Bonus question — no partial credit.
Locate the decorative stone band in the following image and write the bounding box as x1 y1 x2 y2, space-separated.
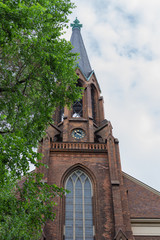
111 180 120 186
51 142 107 152
131 219 160 236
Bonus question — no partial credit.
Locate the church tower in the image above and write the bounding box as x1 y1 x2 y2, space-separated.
38 19 160 240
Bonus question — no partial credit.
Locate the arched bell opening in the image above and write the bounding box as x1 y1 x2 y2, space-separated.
72 80 83 118
58 106 64 123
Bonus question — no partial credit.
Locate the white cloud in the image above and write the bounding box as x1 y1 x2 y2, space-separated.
66 0 160 191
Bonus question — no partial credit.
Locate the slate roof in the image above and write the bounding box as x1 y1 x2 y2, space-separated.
123 172 160 219
70 20 93 79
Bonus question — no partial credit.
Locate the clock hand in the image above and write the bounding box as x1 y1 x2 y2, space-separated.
76 132 81 136
74 130 80 137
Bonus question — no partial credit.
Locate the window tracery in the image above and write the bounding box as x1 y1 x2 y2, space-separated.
65 170 93 240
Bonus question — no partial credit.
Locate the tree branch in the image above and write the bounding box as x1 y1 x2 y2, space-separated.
0 130 13 134
15 62 27 83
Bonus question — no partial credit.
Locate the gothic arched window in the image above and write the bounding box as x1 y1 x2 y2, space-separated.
65 170 93 240
72 81 83 118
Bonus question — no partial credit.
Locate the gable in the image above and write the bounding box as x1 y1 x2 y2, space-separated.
123 172 160 219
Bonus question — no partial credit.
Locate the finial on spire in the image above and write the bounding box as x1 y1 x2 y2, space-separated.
70 17 82 30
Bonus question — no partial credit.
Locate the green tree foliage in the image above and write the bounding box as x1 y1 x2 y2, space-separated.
0 173 67 240
0 0 81 179
0 0 81 238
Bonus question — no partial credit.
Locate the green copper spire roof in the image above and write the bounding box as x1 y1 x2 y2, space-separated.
70 17 83 30
70 18 92 79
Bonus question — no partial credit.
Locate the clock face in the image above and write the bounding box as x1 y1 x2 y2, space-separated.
71 129 85 140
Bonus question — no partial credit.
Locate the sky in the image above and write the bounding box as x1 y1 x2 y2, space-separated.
64 0 160 191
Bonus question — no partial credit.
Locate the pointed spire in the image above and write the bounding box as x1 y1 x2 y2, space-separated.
70 18 93 79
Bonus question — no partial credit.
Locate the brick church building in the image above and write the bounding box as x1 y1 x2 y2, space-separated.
38 19 160 240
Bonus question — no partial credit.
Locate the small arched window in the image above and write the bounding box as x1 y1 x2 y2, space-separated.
72 81 83 118
65 170 93 240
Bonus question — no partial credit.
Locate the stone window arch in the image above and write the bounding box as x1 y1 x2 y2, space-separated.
64 169 94 240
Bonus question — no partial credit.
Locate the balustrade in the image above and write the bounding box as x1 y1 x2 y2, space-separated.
51 142 107 151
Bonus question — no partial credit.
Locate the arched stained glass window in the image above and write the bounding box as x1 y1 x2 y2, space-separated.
65 170 93 240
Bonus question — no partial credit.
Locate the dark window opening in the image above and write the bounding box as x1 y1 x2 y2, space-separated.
53 134 62 142
58 107 64 123
91 85 96 123
94 134 103 143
